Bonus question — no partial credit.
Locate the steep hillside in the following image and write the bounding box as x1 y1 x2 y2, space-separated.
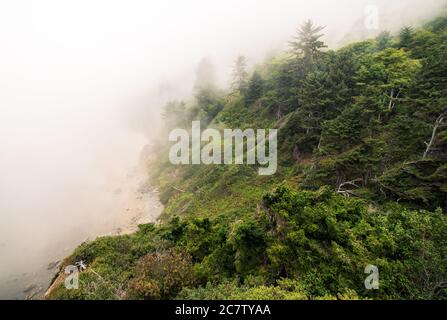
47 15 447 300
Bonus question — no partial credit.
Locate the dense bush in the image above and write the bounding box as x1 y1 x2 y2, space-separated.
127 248 196 299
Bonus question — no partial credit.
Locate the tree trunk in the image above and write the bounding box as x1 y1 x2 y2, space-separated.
388 89 395 111
423 110 447 159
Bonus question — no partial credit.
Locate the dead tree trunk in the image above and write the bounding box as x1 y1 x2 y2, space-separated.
387 89 402 111
337 180 361 198
423 110 447 160
276 105 282 120
387 89 395 111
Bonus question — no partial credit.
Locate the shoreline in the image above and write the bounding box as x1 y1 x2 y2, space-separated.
42 183 163 300
39 160 163 300
8 146 164 300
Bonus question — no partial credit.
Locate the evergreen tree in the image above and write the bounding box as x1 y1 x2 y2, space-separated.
194 57 217 93
279 50 358 158
289 20 327 65
376 31 393 50
231 56 249 94
355 48 421 116
49 13 447 302
245 71 264 106
398 27 414 49
193 58 222 123
298 52 357 149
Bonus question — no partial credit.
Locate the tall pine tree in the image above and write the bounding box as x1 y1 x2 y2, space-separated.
231 56 249 94
289 20 327 65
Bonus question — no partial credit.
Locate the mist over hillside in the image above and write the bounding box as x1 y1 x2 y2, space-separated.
0 0 446 300
128 0 447 139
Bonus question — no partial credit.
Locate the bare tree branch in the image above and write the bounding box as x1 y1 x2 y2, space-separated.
337 179 362 198
423 109 447 159
171 186 186 193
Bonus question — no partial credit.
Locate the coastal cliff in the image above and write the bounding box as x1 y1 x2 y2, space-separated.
45 13 447 300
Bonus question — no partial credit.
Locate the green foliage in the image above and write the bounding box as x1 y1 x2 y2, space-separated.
376 31 393 50
228 219 266 275
261 186 447 299
398 27 414 49
378 160 447 210
177 278 361 300
245 72 265 106
49 186 447 300
289 20 327 64
127 248 196 299
50 14 447 301
355 48 421 116
232 56 249 94
195 88 224 124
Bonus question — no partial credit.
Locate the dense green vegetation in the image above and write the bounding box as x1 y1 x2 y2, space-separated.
48 15 447 300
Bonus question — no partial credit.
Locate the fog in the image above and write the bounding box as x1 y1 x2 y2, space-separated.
0 0 445 299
